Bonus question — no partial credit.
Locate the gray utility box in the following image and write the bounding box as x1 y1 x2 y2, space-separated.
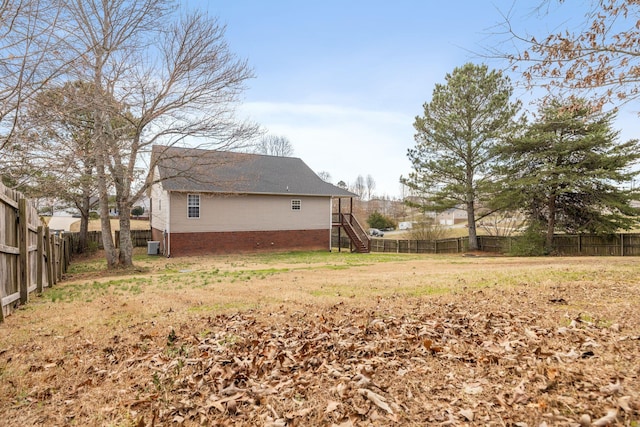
147 241 160 255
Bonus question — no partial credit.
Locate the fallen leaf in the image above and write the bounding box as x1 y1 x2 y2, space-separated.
578 414 591 427
325 400 341 413
592 409 617 426
599 379 622 395
524 328 539 340
618 396 632 412
463 382 483 395
285 407 313 418
512 380 529 405
459 408 474 421
358 388 393 414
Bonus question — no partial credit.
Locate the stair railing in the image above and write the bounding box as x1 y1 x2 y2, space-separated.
339 213 370 252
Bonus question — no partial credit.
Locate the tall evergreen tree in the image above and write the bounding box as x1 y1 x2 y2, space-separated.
496 98 640 249
403 63 521 250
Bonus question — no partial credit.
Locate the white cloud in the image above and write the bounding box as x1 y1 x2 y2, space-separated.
240 101 415 197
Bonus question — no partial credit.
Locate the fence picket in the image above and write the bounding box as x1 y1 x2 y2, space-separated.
333 233 640 255
0 182 71 321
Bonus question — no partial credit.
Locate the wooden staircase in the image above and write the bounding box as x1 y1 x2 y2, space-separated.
333 213 370 253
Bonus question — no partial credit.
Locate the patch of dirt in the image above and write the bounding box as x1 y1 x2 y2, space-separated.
0 254 638 426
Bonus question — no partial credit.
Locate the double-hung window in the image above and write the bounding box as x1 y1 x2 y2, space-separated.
291 199 301 211
187 194 200 218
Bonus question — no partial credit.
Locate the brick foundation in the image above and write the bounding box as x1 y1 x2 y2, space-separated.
163 229 330 256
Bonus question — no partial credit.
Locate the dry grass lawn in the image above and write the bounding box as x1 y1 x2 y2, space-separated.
0 250 638 426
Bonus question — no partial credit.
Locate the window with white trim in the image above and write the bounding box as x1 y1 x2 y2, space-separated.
187 194 200 218
291 199 301 211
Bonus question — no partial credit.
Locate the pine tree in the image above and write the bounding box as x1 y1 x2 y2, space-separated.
403 63 522 250
496 98 640 249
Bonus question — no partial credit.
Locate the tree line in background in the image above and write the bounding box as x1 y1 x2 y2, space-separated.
403 1 640 253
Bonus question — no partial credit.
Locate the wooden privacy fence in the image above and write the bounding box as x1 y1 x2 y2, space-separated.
1 183 70 322
116 229 152 248
67 230 103 253
550 233 640 256
66 229 151 254
332 235 470 254
368 237 469 254
333 233 640 255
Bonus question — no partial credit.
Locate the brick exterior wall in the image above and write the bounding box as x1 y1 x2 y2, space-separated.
164 229 330 256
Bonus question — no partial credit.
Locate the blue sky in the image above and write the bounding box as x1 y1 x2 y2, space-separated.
179 1 640 197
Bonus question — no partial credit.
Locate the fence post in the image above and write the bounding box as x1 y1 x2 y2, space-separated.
578 234 581 254
46 228 55 286
63 236 70 273
37 225 43 293
55 236 61 281
18 198 29 305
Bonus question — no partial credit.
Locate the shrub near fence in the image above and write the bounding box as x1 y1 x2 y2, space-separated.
67 230 103 253
0 182 69 321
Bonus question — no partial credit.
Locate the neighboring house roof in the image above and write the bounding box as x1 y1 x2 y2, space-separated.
152 145 356 197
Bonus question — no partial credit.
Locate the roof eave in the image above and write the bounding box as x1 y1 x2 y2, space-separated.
164 189 355 198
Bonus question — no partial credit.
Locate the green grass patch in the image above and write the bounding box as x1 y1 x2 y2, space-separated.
46 277 151 302
245 250 421 265
67 259 107 274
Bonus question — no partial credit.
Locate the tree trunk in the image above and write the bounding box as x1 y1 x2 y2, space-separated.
78 197 89 253
117 199 134 268
96 159 117 268
546 194 557 250
94 129 117 267
78 163 94 253
465 165 478 251
466 200 479 251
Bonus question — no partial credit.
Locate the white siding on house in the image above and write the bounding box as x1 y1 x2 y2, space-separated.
170 193 332 233
150 167 171 232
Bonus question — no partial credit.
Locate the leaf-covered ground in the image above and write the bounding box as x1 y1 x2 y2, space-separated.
0 252 638 426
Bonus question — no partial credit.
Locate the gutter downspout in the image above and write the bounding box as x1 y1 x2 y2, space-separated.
328 197 333 251
166 190 171 257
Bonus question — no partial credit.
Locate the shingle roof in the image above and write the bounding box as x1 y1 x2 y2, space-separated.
152 145 356 197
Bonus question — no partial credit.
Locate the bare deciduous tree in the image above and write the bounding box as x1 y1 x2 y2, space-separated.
365 174 376 201
57 1 258 268
500 1 640 109
0 0 67 151
352 175 365 199
316 170 331 182
254 135 294 157
478 212 525 237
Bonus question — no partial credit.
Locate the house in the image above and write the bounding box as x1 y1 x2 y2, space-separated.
436 207 467 226
149 145 369 256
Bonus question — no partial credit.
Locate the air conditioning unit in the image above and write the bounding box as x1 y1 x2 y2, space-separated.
147 241 160 255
